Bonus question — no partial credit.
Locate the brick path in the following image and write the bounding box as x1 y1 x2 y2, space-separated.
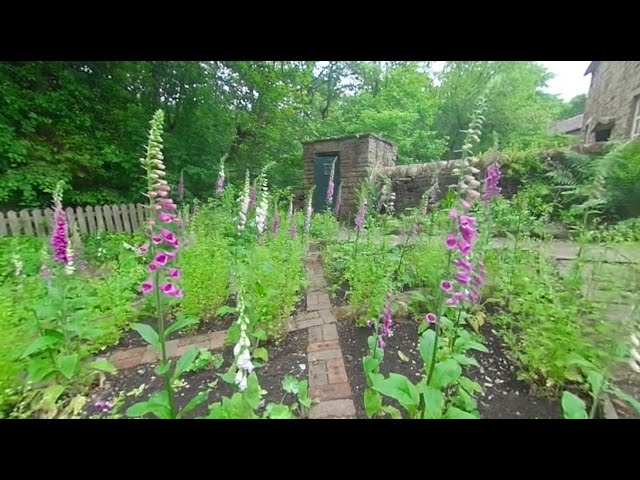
288 245 356 419
103 244 357 418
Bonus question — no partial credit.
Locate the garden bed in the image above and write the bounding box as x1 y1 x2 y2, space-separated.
337 319 563 419
83 329 309 419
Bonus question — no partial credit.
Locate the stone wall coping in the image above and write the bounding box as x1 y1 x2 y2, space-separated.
301 133 396 148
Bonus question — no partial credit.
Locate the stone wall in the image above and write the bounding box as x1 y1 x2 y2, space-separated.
302 134 397 218
582 61 640 142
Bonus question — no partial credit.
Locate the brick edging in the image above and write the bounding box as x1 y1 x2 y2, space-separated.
288 244 356 419
102 330 227 370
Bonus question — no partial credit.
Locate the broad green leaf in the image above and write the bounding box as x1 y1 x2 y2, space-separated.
419 330 436 365
88 359 117 374
265 403 294 419
363 355 381 374
430 359 462 390
21 333 62 359
561 391 588 419
177 390 210 419
173 346 199 380
226 323 240 345
372 373 420 409
39 384 66 412
458 376 483 394
66 395 88 416
444 406 478 419
282 374 300 394
298 380 311 408
609 388 640 416
253 347 269 363
420 385 443 419
466 340 489 353
244 373 261 410
131 323 160 349
216 305 237 317
586 371 604 397
453 354 480 367
55 353 79 380
255 280 266 297
381 405 402 419
165 316 199 338
26 359 55 383
364 388 383 418
127 390 172 419
252 328 268 341
155 361 170 376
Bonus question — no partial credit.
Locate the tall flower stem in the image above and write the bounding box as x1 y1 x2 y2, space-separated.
427 248 453 385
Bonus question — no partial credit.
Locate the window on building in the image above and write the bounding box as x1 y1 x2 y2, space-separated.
632 96 640 139
593 121 614 142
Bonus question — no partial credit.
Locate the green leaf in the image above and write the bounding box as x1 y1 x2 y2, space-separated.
453 354 480 367
381 405 402 419
297 380 311 408
127 390 172 419
155 361 170 376
419 329 436 365
363 355 381 374
265 403 294 419
252 328 268 341
39 384 66 412
131 323 160 349
216 305 237 317
372 373 420 409
444 406 478 419
244 372 261 410
21 333 62 359
26 359 55 383
226 323 240 345
55 353 79 380
586 371 604 397
173 346 199 380
420 385 443 419
177 390 209 419
88 359 117 374
255 280 266 297
364 388 383 418
253 347 269 363
430 359 462 390
609 388 640 416
458 376 483 394
282 374 300 395
165 316 199 338
561 391 588 419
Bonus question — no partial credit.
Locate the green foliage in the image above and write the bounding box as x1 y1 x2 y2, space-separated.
310 212 339 243
180 204 233 319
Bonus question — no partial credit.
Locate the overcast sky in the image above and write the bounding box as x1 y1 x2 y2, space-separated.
539 61 591 101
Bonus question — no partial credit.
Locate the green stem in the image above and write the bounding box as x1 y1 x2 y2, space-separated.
427 249 453 385
449 308 464 351
154 269 176 418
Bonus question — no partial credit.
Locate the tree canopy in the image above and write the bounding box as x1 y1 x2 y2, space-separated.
0 60 576 209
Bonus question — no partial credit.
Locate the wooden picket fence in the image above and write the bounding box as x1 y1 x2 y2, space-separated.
0 204 151 237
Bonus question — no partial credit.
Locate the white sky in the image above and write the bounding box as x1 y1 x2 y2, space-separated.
538 61 591 101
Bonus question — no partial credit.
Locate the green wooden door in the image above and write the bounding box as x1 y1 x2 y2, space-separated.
313 154 339 213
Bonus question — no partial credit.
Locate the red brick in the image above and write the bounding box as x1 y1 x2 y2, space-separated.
308 348 342 362
326 358 349 384
308 340 340 352
322 323 338 341
297 318 324 329
108 346 146 363
310 399 356 419
140 346 159 364
309 382 352 402
309 361 328 386
178 333 209 347
208 330 226 350
308 326 323 343
113 356 143 370
165 339 179 357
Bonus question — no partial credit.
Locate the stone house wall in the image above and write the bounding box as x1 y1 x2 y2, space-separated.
582 61 640 142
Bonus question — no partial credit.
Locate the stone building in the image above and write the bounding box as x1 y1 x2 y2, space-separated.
302 134 396 217
582 61 640 142
548 114 584 137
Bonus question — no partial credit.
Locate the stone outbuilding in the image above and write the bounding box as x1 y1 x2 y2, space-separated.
582 61 640 142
